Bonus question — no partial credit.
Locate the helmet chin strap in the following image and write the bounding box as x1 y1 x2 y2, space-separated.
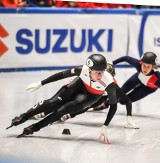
89 70 96 82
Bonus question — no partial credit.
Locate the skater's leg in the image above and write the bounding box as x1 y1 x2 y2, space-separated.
10 100 51 126
10 85 75 126
21 93 101 135
127 85 156 103
121 73 140 94
31 78 83 119
93 97 109 111
64 96 108 119
22 100 82 135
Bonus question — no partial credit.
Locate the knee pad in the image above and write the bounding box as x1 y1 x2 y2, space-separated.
32 100 51 110
32 101 44 109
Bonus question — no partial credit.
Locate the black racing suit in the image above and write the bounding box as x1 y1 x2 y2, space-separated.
69 82 132 119
113 56 160 102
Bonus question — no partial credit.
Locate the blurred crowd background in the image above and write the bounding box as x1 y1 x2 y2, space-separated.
0 0 160 9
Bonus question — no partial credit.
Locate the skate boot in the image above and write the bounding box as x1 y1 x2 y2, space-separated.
17 124 39 138
6 113 28 130
12 113 28 126
93 104 105 111
93 104 108 111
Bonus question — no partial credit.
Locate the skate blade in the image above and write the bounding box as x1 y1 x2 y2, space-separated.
6 124 13 130
124 125 139 129
17 134 25 138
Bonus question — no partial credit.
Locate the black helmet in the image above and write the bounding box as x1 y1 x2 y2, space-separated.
141 52 157 65
107 63 116 77
86 54 107 71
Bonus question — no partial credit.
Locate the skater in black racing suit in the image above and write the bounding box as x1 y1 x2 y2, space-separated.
7 54 117 143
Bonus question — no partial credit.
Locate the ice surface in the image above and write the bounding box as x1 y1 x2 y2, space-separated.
0 69 160 163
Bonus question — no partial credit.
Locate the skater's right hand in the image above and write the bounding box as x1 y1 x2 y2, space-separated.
26 82 42 92
125 116 139 129
98 125 111 144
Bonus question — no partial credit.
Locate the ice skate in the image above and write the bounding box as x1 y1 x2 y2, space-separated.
6 114 28 130
17 124 39 138
92 104 105 111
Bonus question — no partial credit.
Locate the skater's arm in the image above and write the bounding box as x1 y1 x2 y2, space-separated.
41 66 82 85
105 83 117 105
113 56 140 68
26 66 83 92
103 83 117 126
103 104 117 126
154 70 160 88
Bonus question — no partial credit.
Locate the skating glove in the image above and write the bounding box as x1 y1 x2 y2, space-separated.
125 116 139 129
98 125 111 144
26 82 42 92
107 61 113 65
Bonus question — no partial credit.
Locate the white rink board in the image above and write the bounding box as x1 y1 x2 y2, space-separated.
0 14 128 68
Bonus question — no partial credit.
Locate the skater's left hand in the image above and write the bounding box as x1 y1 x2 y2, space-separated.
26 82 42 92
125 116 139 129
98 125 111 144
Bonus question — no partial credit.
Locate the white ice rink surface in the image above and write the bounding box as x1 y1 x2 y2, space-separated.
0 68 160 163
